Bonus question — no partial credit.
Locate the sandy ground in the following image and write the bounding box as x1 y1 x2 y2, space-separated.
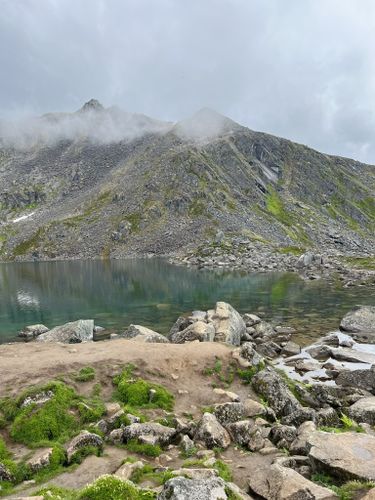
1 339 275 498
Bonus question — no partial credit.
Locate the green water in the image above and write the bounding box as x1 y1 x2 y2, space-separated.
0 258 373 344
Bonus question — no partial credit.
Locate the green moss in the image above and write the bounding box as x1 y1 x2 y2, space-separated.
0 437 10 460
312 473 375 500
237 361 265 384
214 459 232 482
276 246 305 256
124 439 162 457
78 475 140 499
225 486 243 500
130 464 175 486
8 381 105 446
10 382 77 445
74 367 96 382
113 365 174 411
188 199 206 217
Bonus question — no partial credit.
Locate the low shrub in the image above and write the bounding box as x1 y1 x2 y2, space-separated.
78 474 156 499
74 367 96 382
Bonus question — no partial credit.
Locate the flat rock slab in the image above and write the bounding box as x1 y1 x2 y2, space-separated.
329 347 375 364
308 431 375 481
248 463 337 499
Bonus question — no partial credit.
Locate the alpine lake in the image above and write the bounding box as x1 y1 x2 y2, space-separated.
0 258 373 344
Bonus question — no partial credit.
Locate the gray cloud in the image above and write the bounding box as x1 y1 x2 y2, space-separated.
0 0 374 163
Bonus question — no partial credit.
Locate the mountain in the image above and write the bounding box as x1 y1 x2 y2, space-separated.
0 100 374 261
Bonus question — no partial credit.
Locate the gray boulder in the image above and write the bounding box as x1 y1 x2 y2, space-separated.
27 448 54 472
227 420 265 451
158 476 228 499
211 301 245 346
66 431 103 463
307 431 375 481
251 368 301 418
170 321 215 343
336 367 375 394
290 421 316 455
248 463 337 499
239 343 264 366
340 306 375 334
122 324 169 343
348 397 375 425
194 413 231 449
269 424 297 449
123 422 176 447
37 319 94 343
214 402 245 426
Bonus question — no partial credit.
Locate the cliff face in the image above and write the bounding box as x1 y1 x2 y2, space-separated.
0 102 374 261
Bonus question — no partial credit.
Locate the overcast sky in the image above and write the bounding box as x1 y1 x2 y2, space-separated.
1 0 375 163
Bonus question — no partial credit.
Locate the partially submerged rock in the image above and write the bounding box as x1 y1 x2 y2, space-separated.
37 319 94 343
307 431 375 481
340 306 375 334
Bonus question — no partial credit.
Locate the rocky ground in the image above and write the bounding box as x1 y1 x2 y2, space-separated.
1 304 375 499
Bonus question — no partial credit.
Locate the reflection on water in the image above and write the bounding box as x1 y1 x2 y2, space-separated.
0 258 373 344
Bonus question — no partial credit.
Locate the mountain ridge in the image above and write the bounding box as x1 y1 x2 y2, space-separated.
0 100 374 263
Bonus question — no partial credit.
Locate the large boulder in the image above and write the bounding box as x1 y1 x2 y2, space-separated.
214 402 245 426
194 413 231 449
170 321 215 343
27 448 54 472
336 367 375 394
122 324 169 343
290 421 317 455
248 463 337 499
227 420 265 451
123 422 176 447
348 397 375 425
340 306 375 334
37 319 94 343
211 301 245 346
251 368 302 418
158 477 228 500
307 431 375 481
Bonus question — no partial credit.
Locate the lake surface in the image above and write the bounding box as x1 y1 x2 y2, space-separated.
0 258 373 344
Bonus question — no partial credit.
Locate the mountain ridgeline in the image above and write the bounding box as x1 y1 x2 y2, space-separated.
0 100 374 261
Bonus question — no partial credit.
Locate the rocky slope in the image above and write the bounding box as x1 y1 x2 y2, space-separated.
0 100 374 263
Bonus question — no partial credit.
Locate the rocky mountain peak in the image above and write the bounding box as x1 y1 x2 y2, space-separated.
173 107 242 140
79 98 104 113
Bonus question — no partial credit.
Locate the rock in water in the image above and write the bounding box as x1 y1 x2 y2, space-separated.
340 306 375 334
307 431 375 481
211 301 245 346
158 476 228 500
36 319 94 343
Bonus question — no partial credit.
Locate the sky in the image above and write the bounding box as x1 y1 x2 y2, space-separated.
1 0 375 163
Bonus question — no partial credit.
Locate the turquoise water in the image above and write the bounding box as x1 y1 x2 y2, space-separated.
0 258 373 344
